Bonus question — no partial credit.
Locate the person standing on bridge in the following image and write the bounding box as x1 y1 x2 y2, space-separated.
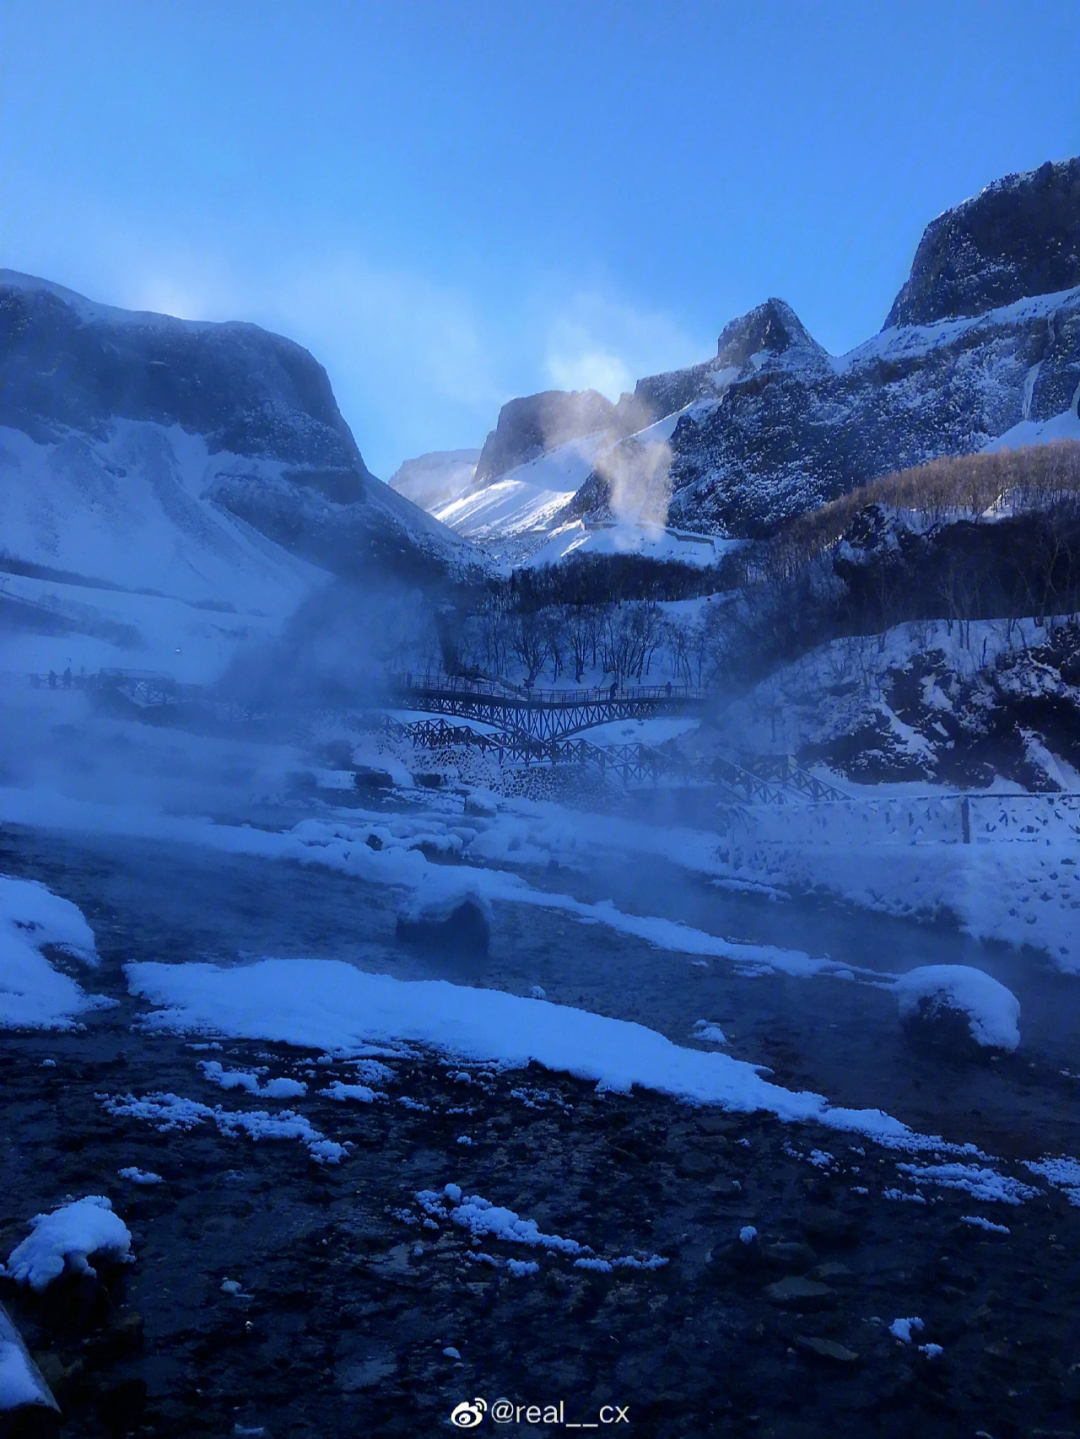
609 679 617 701
665 680 672 698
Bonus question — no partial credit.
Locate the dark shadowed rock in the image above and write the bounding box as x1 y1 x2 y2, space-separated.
794 1335 859 1365
885 157 1080 328
396 893 491 960
763 1275 834 1308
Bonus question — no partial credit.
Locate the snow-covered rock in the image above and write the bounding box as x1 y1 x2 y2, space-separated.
893 964 1021 1052
569 157 1080 538
3 1196 133 1291
396 880 493 960
0 1302 60 1419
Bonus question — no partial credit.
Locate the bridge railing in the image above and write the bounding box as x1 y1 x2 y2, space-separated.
385 671 709 706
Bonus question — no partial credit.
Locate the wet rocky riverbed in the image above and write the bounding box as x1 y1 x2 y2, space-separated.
4 825 1080 1438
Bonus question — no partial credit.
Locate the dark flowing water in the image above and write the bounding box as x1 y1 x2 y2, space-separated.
4 820 1078 1158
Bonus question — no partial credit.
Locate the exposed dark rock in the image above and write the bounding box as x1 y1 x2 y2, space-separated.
763 1275 834 1307
396 894 491 960
885 157 1080 328
761 1241 818 1272
794 1335 860 1365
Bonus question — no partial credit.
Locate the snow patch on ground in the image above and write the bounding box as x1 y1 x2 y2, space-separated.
126 956 958 1150
895 1162 1037 1205
414 1184 668 1273
198 1060 307 1099
0 874 113 1030
101 1091 348 1163
1022 1156 1080 1206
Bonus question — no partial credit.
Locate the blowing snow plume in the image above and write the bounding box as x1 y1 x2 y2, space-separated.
593 429 674 528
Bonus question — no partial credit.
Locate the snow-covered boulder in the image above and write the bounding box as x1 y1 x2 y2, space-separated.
3 1196 133 1292
396 880 492 960
0 1301 60 1428
893 965 1020 1053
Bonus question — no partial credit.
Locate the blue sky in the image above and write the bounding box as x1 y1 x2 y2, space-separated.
2 1 1077 477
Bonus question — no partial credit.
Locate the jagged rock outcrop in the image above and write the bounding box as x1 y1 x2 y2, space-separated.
885 157 1080 328
568 157 1080 540
473 389 616 486
0 271 475 583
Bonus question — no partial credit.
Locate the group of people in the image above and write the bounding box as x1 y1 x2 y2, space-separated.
33 666 83 690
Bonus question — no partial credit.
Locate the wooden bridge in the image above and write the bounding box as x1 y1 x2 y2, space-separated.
386 673 709 742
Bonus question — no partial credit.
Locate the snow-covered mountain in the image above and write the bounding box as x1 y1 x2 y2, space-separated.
387 448 480 511
0 272 477 678
414 156 1080 556
582 157 1080 538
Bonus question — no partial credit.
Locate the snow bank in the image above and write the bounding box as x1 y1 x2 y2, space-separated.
893 966 1020 1051
3 1196 132 1291
0 875 112 1029
126 957 943 1148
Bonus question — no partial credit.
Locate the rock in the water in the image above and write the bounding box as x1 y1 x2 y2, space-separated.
763 1276 834 1308
396 890 491 960
794 1334 859 1365
895 965 1021 1054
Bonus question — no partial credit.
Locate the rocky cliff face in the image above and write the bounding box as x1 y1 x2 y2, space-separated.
0 272 475 583
885 157 1080 328
568 157 1080 539
473 389 616 486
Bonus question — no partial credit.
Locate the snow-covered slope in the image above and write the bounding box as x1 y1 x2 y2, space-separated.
0 272 480 677
388 449 480 511
429 407 718 567
431 431 611 561
0 270 476 584
0 420 325 679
